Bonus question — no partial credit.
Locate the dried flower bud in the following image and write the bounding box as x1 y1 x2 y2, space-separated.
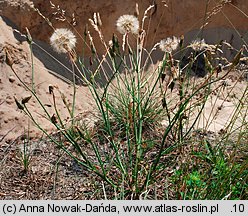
21 95 32 104
5 49 14 67
51 114 57 124
49 85 54 94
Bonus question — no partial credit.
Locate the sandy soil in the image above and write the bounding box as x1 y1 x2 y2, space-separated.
0 16 94 141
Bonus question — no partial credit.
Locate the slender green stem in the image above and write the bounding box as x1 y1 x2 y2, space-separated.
71 59 76 126
29 43 35 93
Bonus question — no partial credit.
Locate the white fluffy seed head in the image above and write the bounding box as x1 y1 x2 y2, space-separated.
116 15 139 35
50 28 76 53
159 36 180 53
190 38 207 51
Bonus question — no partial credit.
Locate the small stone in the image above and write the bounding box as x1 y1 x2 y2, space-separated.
9 75 15 83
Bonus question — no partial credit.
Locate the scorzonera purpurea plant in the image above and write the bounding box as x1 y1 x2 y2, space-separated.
11 1 247 199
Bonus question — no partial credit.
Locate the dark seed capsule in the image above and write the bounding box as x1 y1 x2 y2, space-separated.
21 95 32 104
51 114 57 124
48 85 54 94
161 73 166 83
